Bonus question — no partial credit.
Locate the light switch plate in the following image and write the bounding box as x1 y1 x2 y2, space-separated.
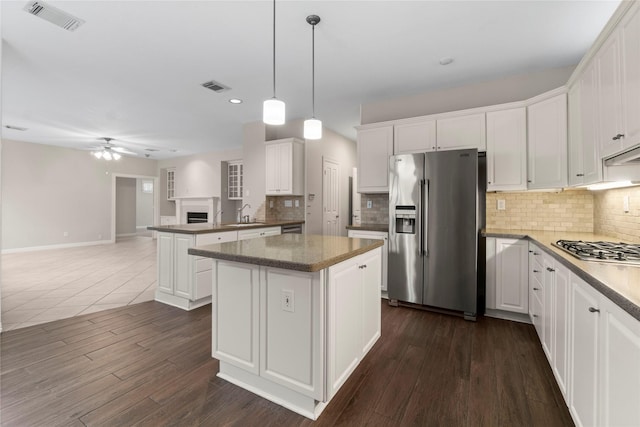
497 200 506 210
281 289 294 312
295 199 299 208
284 200 293 208
367 200 372 209
269 200 274 208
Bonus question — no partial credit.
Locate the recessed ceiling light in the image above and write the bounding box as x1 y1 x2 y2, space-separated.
229 98 243 104
4 125 28 131
439 57 454 66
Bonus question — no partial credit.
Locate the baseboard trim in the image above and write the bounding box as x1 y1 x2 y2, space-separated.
116 233 137 238
2 239 112 254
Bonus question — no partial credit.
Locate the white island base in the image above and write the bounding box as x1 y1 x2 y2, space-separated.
208 245 382 420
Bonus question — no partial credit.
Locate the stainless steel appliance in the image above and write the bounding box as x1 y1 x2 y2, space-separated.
388 149 486 320
553 240 640 265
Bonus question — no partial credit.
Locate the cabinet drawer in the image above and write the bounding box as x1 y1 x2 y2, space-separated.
194 269 212 300
196 257 212 273
197 231 238 246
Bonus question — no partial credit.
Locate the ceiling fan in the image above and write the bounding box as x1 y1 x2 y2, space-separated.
89 137 139 160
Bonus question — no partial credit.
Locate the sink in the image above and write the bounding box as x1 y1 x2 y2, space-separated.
225 223 265 227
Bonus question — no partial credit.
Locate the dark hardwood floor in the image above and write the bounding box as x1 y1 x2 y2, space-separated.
0 300 573 426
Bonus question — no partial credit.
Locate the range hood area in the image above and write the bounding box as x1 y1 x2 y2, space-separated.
604 144 640 166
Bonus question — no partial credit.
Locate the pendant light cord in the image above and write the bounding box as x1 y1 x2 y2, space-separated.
272 0 276 99
312 22 315 118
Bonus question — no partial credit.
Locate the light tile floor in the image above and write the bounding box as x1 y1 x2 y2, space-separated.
1 236 157 331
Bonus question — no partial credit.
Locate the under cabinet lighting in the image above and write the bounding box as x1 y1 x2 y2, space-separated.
586 181 635 191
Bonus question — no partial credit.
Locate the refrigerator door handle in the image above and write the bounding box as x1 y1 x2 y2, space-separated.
423 179 429 257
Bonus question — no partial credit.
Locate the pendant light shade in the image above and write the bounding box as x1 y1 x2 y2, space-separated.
263 98 285 125
263 0 285 125
304 118 322 140
304 15 322 140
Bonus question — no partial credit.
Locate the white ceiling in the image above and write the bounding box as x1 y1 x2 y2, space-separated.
1 0 620 159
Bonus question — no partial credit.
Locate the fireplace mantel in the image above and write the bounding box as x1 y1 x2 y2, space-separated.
174 196 219 224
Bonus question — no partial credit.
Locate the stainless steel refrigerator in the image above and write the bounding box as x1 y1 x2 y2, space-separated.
388 149 486 320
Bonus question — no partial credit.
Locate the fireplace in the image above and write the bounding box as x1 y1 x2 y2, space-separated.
187 212 208 224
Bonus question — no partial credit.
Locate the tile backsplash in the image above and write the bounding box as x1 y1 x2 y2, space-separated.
486 190 594 232
265 196 305 221
594 186 640 242
360 193 389 224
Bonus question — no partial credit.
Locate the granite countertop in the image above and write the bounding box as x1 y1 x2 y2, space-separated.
346 223 389 232
484 228 640 321
188 234 383 272
148 220 305 234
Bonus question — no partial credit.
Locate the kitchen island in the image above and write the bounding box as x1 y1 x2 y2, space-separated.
147 221 304 310
188 234 383 420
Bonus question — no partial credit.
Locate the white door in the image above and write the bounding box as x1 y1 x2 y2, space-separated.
352 168 361 225
323 158 340 236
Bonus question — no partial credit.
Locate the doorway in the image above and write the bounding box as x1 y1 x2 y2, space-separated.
322 158 340 236
112 174 158 242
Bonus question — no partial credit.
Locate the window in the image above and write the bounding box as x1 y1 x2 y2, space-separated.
228 161 243 200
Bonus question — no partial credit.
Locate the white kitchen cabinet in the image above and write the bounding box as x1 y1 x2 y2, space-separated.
347 229 388 292
494 238 529 314
228 161 243 200
393 120 437 154
599 294 640 427
551 260 570 399
356 126 393 193
568 83 584 187
527 93 568 189
621 1 640 151
486 107 527 191
569 275 601 427
528 244 544 339
166 168 176 200
265 138 304 196
156 230 239 310
597 29 625 159
436 113 486 152
237 226 281 241
326 248 381 398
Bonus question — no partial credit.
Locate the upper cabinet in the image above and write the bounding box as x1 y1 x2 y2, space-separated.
265 138 304 196
621 2 640 151
228 161 243 200
486 107 527 191
568 64 602 187
393 120 436 154
527 94 568 189
597 2 640 158
166 168 176 200
357 126 393 193
436 113 487 152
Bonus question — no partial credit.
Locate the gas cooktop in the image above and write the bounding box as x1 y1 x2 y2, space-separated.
553 240 640 266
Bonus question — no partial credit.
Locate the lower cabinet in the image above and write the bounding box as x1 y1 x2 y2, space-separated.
485 238 529 317
570 275 640 427
347 229 388 291
211 247 382 419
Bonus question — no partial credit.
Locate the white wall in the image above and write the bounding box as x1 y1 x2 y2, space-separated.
1 139 157 250
241 121 273 220
136 178 154 227
360 65 575 124
116 177 136 236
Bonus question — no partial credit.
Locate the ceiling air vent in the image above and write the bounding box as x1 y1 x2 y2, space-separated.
201 80 230 93
24 1 85 32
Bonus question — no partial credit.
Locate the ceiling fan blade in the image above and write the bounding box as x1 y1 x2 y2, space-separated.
112 147 138 155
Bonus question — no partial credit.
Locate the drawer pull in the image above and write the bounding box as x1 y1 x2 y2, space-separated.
533 314 538 318
546 267 555 272
588 307 600 313
533 269 540 273
533 287 540 291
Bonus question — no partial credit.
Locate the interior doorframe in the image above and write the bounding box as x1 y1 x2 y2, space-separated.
322 156 340 236
111 173 159 243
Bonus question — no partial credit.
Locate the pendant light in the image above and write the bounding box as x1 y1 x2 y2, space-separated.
304 15 322 140
263 0 285 125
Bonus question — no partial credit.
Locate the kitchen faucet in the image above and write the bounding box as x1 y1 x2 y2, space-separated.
213 209 223 226
237 204 251 223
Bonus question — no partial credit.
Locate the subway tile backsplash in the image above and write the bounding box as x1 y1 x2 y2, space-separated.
594 186 640 242
360 193 389 224
485 190 594 232
265 195 305 221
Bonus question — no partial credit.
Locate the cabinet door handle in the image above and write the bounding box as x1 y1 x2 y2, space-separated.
612 133 625 140
576 173 584 177
533 252 540 256
488 181 492 184
527 180 532 183
533 287 540 291
533 269 540 273
546 267 555 272
533 314 538 318
588 307 600 313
